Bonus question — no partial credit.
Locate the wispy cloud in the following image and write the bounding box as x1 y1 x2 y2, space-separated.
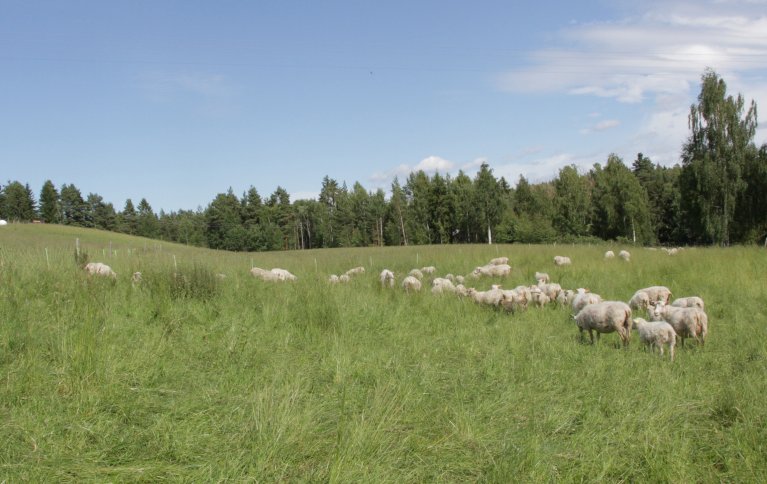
137 71 233 101
370 155 455 186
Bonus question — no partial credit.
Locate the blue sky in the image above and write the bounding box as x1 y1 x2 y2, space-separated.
2 0 766 212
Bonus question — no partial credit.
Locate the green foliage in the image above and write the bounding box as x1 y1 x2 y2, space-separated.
39 180 61 224
2 180 37 222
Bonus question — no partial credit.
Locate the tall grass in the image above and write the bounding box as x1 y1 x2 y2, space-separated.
1 224 766 481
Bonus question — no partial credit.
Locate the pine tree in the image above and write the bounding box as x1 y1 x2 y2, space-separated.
39 180 61 223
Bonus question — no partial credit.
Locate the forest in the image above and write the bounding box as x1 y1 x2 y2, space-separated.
3 70 766 249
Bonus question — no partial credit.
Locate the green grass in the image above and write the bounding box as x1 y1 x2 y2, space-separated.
1 224 766 481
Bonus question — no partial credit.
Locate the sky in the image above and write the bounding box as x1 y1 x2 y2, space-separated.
2 0 766 213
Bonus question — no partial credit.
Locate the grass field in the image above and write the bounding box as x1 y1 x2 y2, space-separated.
1 223 766 481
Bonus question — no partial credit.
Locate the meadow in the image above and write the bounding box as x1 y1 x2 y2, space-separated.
1 224 766 482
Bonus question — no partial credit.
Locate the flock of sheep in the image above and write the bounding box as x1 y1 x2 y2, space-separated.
84 247 704 361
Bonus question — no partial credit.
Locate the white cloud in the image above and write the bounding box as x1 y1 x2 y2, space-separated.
414 155 455 173
369 156 455 188
581 119 621 135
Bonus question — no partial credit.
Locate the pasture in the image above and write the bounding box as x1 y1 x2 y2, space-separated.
1 224 766 481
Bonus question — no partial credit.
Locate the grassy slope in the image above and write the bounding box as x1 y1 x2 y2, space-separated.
1 224 766 481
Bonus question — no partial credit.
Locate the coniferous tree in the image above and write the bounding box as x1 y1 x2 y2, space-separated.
39 180 61 224
118 199 138 235
2 181 36 221
136 198 159 238
60 184 87 226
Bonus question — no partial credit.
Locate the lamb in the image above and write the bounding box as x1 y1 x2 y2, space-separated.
84 262 117 278
650 302 707 347
408 268 424 280
628 291 651 311
619 250 631 261
632 318 677 361
557 289 577 306
471 263 511 278
379 269 395 288
431 277 457 294
339 274 350 283
604 250 615 259
489 257 509 266
553 256 572 266
574 301 632 347
420 266 437 275
572 289 602 314
344 266 365 277
635 286 672 306
454 284 469 297
402 275 422 292
671 296 705 310
131 271 142 284
534 271 550 284
455 275 465 285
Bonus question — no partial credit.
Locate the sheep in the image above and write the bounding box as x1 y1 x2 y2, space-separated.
131 271 142 284
344 266 365 277
270 268 297 281
635 286 672 306
534 271 550 284
500 288 528 312
455 284 469 297
529 286 551 308
632 318 677 361
557 289 577 306
489 257 509 266
574 301 632 347
572 289 603 314
467 287 504 306
250 267 279 281
216 273 227 280
408 268 424 280
650 302 707 347
629 291 651 311
671 296 705 310
604 250 615 259
444 273 456 283
402 275 422 292
537 281 562 301
420 266 437 275
379 269 395 288
339 274 350 283
619 250 631 261
455 275 465 285
84 262 117 278
471 263 511 278
328 274 340 284
431 277 457 294
553 256 572 266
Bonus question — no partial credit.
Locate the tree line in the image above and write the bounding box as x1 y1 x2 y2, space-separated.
2 70 766 249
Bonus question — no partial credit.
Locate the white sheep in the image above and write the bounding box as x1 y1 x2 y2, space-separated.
529 286 551 308
500 288 528 312
572 289 602 314
467 287 504 306
632 318 677 361
420 266 437 275
250 267 279 281
431 277 457 294
270 268 297 281
636 286 672 306
131 271 142 284
534 271 550 284
628 291 651 311
489 256 509 266
338 274 350 283
650 302 708 347
553 256 572 266
671 296 705 310
574 301 633 347
604 250 615 259
455 284 469 297
537 281 562 301
328 274 340 284
344 266 365 277
619 250 631 261
379 269 395 288
557 289 576 306
455 275 465 285
408 268 424 280
444 273 456 283
84 262 117 278
402 275 422 292
471 263 511 278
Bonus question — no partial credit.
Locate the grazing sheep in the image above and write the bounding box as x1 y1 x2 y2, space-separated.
431 277 457 294
500 288 528 312
270 268 297 281
420 266 437 275
328 274 340 284
402 275 422 292
629 291 651 311
489 257 509 266
619 250 631 261
379 269 395 288
84 262 117 278
632 318 677 361
339 274 350 283
408 268 424 280
529 286 551 308
467 287 504 306
604 250 615 259
636 286 673 306
671 296 705 310
554 256 572 266
250 267 278 281
444 273 456 283
471 263 511 278
455 284 469 297
537 281 562 301
650 302 707 347
455 275 465 285
572 289 602 314
557 289 577 306
574 301 633 347
131 271 142 284
344 266 365 277
534 271 550 284
216 273 227 280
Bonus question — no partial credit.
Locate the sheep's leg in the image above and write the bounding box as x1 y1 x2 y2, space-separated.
590 329 596 344
669 343 675 362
